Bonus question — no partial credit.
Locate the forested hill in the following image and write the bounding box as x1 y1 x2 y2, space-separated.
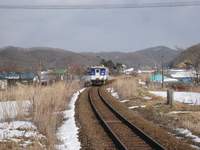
81 46 179 69
0 46 179 73
0 46 100 73
171 43 200 69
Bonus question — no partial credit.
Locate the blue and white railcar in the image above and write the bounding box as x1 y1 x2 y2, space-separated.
89 66 109 85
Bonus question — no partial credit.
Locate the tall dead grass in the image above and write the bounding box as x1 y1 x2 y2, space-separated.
0 81 82 149
31 81 82 148
112 77 139 99
0 85 34 122
181 112 200 135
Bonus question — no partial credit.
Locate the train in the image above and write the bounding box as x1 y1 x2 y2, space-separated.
89 65 109 85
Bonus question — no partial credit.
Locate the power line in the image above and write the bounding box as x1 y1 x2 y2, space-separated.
0 1 200 9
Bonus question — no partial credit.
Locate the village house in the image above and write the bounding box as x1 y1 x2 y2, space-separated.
2 74 39 86
0 74 8 89
169 69 196 84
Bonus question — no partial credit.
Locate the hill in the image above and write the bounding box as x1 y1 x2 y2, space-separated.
0 46 100 73
134 46 180 67
171 43 200 69
0 46 180 73
82 46 179 69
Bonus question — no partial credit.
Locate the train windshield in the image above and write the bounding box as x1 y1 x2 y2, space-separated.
90 69 95 72
100 69 105 72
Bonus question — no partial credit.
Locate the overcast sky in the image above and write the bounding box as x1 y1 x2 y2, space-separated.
0 0 200 52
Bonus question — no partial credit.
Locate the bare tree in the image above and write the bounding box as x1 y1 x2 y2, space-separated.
182 44 200 85
74 65 87 82
175 46 184 52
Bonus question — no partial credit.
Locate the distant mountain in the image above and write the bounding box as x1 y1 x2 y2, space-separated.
81 46 179 69
0 46 100 73
0 45 180 73
134 46 180 67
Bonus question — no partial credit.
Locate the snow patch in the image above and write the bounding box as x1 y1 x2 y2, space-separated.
143 96 152 99
107 87 119 99
0 100 31 122
177 128 200 143
56 88 85 150
168 111 192 114
120 100 130 103
129 106 139 109
149 91 200 105
0 121 45 147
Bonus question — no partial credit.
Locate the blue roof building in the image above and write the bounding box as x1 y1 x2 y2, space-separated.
0 74 5 79
3 74 37 79
2 74 39 85
150 74 167 82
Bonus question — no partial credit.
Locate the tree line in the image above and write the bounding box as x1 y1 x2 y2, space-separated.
99 59 124 72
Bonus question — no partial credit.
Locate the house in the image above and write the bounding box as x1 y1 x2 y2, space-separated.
154 77 180 87
38 68 68 84
170 69 196 84
52 68 68 74
40 69 49 75
149 74 180 87
0 74 8 89
149 74 167 82
2 74 39 85
124 68 134 75
40 74 56 85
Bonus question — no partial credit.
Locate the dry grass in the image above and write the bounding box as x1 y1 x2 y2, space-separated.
187 84 200 92
111 75 200 147
178 112 200 135
0 81 82 149
111 76 139 99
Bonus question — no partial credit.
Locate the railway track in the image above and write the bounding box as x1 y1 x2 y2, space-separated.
88 86 165 150
76 86 196 150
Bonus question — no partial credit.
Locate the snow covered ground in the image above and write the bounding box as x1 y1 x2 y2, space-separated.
0 121 45 147
148 91 200 105
148 91 200 149
0 88 85 149
0 87 199 149
56 88 85 150
107 87 200 149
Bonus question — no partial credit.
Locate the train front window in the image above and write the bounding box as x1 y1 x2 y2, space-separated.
90 69 95 72
101 69 105 72
96 69 100 73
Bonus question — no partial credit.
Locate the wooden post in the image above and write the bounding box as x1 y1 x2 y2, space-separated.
167 89 174 106
162 56 164 89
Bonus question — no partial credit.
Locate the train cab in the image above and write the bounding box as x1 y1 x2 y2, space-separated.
89 66 109 85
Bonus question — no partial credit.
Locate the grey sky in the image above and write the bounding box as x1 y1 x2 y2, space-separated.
0 0 200 52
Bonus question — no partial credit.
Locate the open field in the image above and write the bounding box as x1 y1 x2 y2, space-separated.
1 74 200 149
0 81 82 150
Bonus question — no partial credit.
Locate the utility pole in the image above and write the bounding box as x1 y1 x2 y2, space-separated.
162 56 164 88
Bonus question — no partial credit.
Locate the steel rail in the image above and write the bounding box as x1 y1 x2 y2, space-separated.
88 89 128 150
98 87 166 150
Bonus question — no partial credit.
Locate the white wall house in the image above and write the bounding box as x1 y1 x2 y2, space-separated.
0 75 8 89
